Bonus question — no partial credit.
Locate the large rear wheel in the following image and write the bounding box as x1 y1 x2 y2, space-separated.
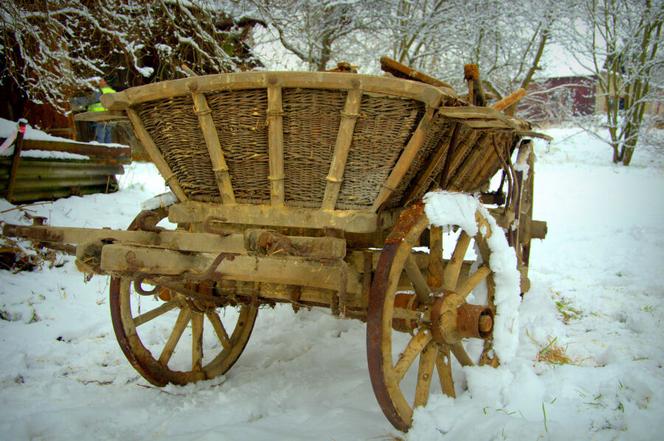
367 200 510 431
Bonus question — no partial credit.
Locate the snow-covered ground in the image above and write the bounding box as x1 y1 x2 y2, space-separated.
1 127 663 441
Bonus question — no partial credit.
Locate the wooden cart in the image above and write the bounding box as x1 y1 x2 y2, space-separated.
3 66 547 431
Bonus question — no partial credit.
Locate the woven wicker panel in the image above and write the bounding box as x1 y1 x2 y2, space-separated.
136 96 219 201
463 131 516 191
447 130 515 191
282 88 346 208
336 95 424 209
384 114 456 208
206 89 270 204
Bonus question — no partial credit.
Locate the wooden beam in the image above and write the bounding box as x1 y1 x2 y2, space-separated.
126 108 187 201
190 88 236 205
371 105 438 211
100 244 363 294
267 82 285 206
168 202 378 233
19 139 131 161
322 86 363 210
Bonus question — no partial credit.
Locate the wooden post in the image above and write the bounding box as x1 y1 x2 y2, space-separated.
371 105 438 211
322 86 362 210
464 64 486 106
267 80 285 206
6 119 28 203
190 87 236 205
126 108 188 201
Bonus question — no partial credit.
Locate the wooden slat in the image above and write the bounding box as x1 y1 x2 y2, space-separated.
267 84 285 206
322 87 363 210
126 108 187 201
190 90 236 205
371 106 438 211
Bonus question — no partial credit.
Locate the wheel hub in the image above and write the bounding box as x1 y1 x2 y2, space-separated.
430 293 494 344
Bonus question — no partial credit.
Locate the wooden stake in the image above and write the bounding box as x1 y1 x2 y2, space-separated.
190 89 236 205
322 87 362 210
126 108 187 201
371 106 438 211
267 81 285 206
6 119 28 203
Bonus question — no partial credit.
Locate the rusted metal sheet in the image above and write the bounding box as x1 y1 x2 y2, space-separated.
0 157 124 203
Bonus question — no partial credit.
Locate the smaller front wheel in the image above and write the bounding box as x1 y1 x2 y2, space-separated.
109 210 258 386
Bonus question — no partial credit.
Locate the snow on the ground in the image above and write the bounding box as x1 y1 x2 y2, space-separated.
1 127 663 441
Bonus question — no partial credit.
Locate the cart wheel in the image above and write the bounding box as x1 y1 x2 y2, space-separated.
109 210 258 386
367 201 501 431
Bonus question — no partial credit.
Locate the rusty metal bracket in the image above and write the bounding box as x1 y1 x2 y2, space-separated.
184 251 238 282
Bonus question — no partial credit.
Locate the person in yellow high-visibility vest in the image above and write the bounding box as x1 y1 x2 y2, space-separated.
88 79 117 143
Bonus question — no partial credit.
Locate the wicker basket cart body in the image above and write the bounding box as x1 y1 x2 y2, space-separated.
3 69 547 431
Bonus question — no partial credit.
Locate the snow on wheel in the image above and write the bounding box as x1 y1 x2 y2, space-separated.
109 210 258 386
367 192 521 431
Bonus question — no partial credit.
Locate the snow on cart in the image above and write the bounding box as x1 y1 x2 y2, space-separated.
2 60 548 431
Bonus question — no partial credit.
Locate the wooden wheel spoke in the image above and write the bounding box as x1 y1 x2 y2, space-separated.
451 342 474 367
404 255 431 303
457 265 491 298
158 308 192 365
414 341 437 408
191 312 204 372
206 311 232 350
427 226 443 290
442 231 471 291
393 330 432 382
133 301 178 327
435 344 456 397
479 338 499 367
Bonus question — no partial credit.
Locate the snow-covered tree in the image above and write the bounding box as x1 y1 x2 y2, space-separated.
562 0 663 165
0 0 262 112
244 0 373 71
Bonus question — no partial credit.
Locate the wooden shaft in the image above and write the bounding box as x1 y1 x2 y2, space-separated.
126 108 187 201
3 223 347 259
371 106 438 211
267 83 285 206
379 56 454 89
190 90 236 205
322 87 363 210
492 88 526 112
